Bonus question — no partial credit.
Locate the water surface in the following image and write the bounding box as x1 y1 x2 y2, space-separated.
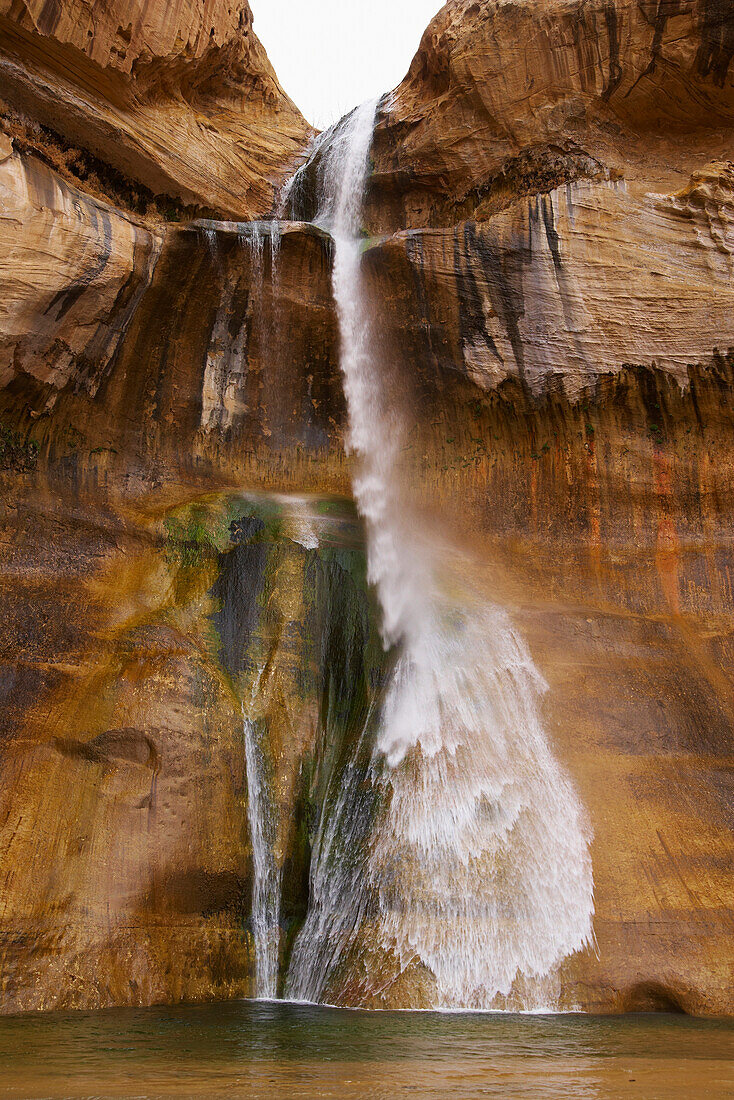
0 1001 731 1098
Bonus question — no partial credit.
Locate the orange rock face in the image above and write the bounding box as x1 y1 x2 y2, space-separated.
369 0 734 229
354 0 734 1013
0 0 733 1017
0 0 311 218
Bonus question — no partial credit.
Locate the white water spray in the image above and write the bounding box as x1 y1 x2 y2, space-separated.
286 100 595 1009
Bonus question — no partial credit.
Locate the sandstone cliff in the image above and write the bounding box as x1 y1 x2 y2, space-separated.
0 0 733 1017
369 0 734 228
0 0 311 218
353 0 734 1013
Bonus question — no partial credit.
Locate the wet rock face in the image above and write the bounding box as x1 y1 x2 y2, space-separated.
0 493 386 1013
0 0 734 1017
0 164 345 494
364 166 734 394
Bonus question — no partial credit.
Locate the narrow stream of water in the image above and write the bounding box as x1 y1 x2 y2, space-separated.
243 706 281 1000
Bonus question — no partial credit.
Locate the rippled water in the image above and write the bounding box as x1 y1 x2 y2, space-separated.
0 1002 731 1099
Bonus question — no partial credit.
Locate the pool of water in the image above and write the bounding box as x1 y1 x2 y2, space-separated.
0 1000 731 1099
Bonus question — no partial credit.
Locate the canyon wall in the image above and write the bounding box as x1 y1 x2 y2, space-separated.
0 0 311 217
0 0 733 1014
368 0 734 228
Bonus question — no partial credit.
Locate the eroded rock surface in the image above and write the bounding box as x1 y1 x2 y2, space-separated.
369 0 734 229
0 0 311 218
0 492 384 1012
0 136 162 397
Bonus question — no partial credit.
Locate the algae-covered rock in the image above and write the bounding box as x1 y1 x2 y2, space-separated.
0 491 386 1012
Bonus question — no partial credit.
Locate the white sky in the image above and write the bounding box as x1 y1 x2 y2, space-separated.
251 0 444 130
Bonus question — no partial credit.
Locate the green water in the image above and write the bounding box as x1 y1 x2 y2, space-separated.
0 1001 731 1098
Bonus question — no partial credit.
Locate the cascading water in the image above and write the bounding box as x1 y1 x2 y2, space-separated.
285 100 595 1009
243 695 281 1000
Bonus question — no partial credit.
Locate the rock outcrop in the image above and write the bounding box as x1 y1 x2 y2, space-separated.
0 0 733 1017
351 0 734 1014
369 0 734 229
0 134 162 397
0 0 311 218
0 152 342 479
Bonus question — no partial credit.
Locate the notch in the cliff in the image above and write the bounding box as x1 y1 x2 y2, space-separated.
250 0 443 129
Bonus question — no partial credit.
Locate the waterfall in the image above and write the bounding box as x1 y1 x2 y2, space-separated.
243 704 281 999
285 100 595 1009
